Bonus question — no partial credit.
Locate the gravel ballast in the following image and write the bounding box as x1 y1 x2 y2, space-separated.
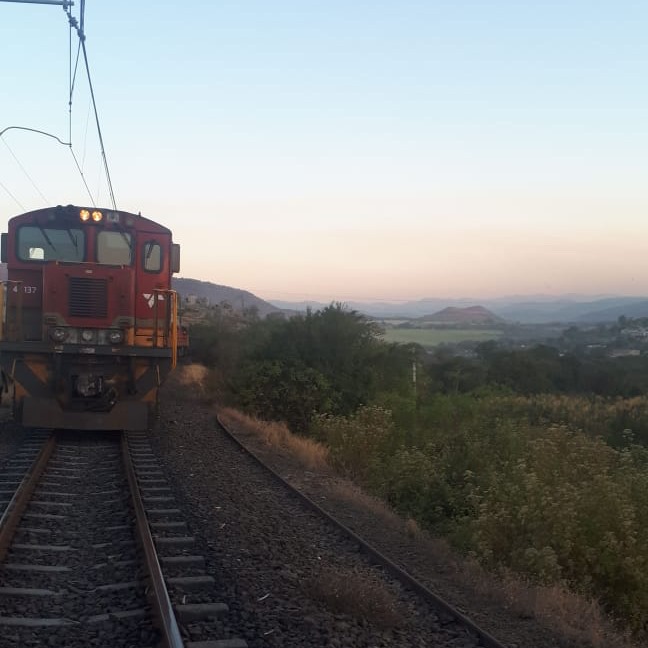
147 377 625 648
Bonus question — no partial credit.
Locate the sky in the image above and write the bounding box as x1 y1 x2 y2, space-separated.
1 1 647 302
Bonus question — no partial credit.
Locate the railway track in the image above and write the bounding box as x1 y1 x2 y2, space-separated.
0 430 246 648
215 413 510 648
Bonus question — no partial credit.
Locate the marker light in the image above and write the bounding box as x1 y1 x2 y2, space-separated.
91 211 103 222
80 209 90 222
108 330 124 344
81 329 94 342
49 327 68 342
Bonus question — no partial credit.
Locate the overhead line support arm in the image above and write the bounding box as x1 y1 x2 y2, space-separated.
0 0 74 6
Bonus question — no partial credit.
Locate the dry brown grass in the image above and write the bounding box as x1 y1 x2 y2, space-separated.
167 363 211 401
307 565 405 628
404 517 422 539
175 363 209 388
219 408 330 471
448 561 637 648
327 480 404 526
327 480 436 545
495 576 634 648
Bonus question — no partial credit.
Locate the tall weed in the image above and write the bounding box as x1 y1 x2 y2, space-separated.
318 394 648 636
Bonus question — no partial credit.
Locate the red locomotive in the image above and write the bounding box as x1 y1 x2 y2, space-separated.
0 204 183 430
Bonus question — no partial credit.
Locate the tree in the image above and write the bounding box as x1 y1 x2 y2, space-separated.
234 303 389 429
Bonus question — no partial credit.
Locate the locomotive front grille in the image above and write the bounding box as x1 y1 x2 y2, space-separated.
69 277 108 318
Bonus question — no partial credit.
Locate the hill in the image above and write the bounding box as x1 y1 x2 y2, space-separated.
416 305 503 325
494 297 648 323
172 277 283 318
576 300 648 323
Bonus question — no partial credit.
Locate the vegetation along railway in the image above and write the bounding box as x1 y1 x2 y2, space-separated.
0 204 514 646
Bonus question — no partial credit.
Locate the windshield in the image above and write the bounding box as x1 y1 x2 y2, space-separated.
17 225 85 262
97 230 132 265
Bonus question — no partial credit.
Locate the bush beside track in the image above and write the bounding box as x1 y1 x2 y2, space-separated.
186 305 648 643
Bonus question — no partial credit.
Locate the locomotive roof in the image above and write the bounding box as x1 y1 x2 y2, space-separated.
8 205 172 235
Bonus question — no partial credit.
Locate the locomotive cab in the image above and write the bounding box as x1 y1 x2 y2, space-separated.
0 205 181 430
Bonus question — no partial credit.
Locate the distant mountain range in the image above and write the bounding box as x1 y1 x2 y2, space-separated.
576 300 648 323
171 283 648 324
493 297 648 323
269 295 648 324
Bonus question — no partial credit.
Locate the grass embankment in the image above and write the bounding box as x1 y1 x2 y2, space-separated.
381 327 502 348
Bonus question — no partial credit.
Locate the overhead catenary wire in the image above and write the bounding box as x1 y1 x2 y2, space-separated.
0 135 49 204
67 8 82 146
0 125 95 206
81 99 92 169
0 178 26 211
64 2 95 207
0 0 116 211
65 0 117 210
1 0 112 210
68 146 95 206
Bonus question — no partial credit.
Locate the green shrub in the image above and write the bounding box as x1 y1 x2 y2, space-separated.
316 398 648 634
312 405 394 481
466 426 648 631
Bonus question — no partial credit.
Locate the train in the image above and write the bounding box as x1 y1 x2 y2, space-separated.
0 204 185 431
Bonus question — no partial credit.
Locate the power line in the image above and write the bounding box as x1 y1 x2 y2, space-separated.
0 178 26 211
68 146 95 206
0 126 70 147
0 1 116 210
0 125 96 205
65 0 117 210
68 10 82 145
0 135 49 204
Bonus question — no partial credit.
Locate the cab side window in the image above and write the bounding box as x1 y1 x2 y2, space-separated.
143 241 162 272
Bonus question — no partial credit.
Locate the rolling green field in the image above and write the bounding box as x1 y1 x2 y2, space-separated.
381 327 502 348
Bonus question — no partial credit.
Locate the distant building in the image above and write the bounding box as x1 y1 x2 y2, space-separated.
609 349 641 357
621 327 648 339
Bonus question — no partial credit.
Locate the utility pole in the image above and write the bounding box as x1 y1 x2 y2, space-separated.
412 356 417 398
411 347 418 440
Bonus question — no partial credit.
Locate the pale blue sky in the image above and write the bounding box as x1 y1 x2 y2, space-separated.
1 1 647 300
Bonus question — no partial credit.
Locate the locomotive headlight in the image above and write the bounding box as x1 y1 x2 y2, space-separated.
91 210 103 222
108 330 124 344
49 327 68 342
80 209 90 222
81 329 94 342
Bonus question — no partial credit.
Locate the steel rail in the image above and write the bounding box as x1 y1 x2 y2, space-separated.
121 432 184 648
0 433 57 562
215 413 510 648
